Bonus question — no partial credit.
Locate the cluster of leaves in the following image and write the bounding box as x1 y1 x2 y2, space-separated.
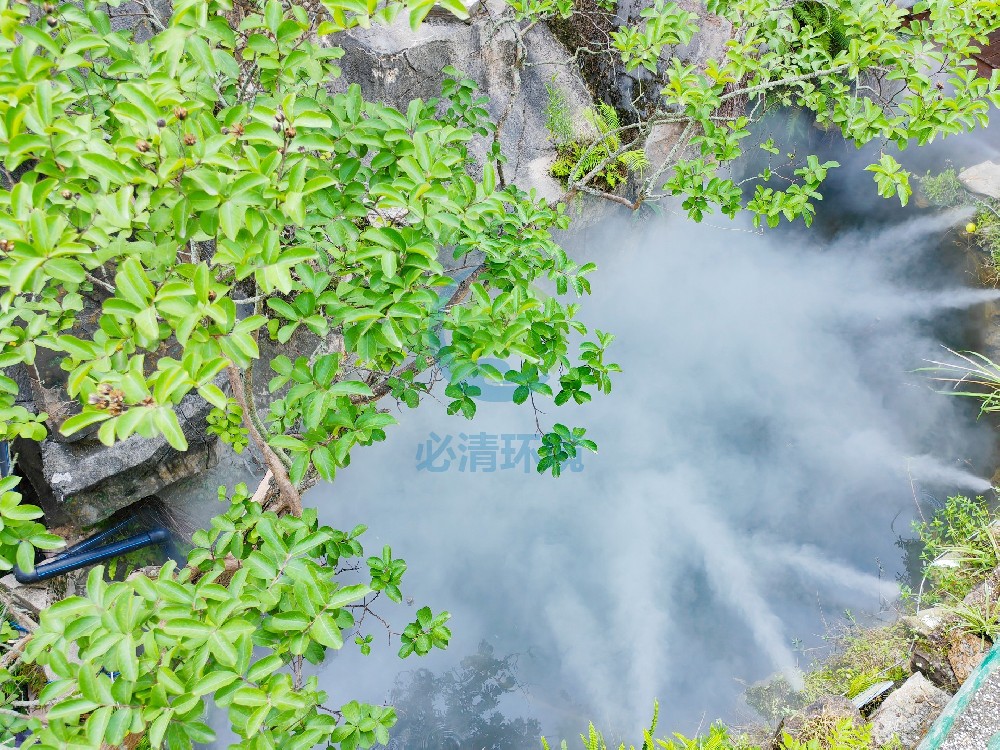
917 168 968 208
1 0 611 488
5 483 445 749
522 0 1000 224
790 2 850 60
0 0 625 743
610 0 698 74
206 398 250 453
0 474 64 575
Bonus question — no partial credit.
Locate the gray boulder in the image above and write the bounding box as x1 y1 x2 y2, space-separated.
870 672 950 749
959 160 1000 201
330 0 597 203
15 391 219 527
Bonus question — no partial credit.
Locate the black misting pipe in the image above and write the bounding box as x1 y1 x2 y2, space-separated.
13 527 170 584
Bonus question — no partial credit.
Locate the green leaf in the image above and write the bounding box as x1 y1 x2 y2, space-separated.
15 541 34 574
309 614 344 649
192 669 239 696
154 408 189 450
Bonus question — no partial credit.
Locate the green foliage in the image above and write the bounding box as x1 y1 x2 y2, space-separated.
918 168 968 208
544 707 881 750
943 585 1000 638
801 622 910 702
912 494 999 605
0 474 64 575
866 154 912 207
507 0 573 22
610 0 698 74
527 0 1000 221
745 622 910 723
0 0 624 742
537 423 597 476
545 82 575 148
206 398 250 453
550 103 649 191
3 483 445 749
923 350 1000 418
971 201 1000 272
2 0 612 484
790 2 849 60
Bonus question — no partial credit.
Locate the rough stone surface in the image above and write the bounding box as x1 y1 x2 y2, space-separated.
912 638 961 694
946 631 992 684
904 607 958 640
960 565 1000 612
904 606 962 692
870 672 951 749
959 160 1000 201
17 393 220 527
330 0 596 203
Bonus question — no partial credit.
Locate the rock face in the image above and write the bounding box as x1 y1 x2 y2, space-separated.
959 160 1000 200
550 0 734 169
331 0 597 203
904 606 962 692
870 672 950 749
14 392 220 527
946 631 992 684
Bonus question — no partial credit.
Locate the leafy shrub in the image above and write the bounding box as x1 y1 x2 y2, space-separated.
918 169 968 208
913 494 999 604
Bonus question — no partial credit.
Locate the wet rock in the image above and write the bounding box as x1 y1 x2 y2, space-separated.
946 630 992 683
903 607 961 692
870 672 950 749
911 638 961 694
959 160 1000 201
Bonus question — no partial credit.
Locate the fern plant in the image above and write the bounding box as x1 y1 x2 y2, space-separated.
548 100 649 192
791 2 849 59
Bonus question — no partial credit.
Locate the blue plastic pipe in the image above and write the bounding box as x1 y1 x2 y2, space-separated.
13 527 170 584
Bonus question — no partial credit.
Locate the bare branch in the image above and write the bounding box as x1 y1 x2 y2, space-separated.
227 365 302 516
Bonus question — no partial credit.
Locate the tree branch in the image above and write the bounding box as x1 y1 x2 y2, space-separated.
720 62 852 103
227 365 302 516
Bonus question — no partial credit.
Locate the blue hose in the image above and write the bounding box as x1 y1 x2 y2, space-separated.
13 527 170 584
